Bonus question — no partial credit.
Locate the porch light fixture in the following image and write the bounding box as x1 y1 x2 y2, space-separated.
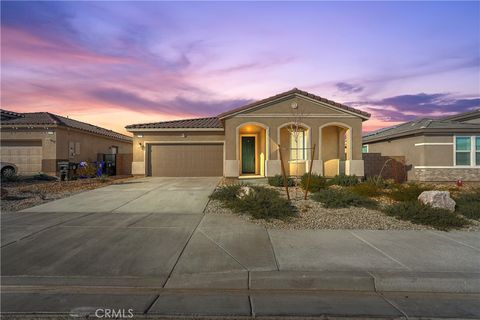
137 134 143 138
138 142 144 150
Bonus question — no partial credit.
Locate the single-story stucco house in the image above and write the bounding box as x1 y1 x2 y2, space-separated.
126 88 370 178
0 109 132 176
362 109 480 182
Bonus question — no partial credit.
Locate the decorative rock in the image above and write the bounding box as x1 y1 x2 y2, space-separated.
418 191 456 212
237 186 254 199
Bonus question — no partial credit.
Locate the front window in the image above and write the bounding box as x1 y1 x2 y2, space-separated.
455 136 471 166
476 137 480 166
291 130 306 161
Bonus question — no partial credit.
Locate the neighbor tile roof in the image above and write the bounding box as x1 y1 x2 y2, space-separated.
126 88 370 130
440 109 480 122
217 88 371 119
0 109 132 142
363 118 480 143
125 117 223 129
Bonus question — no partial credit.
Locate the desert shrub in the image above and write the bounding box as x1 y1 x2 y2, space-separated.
233 187 296 220
350 181 383 197
328 174 359 187
311 188 377 209
98 174 111 183
210 184 242 202
76 162 98 178
454 189 480 220
365 175 398 189
383 201 469 231
33 173 57 181
456 202 480 220
268 174 295 187
301 173 327 192
210 185 296 220
387 183 428 202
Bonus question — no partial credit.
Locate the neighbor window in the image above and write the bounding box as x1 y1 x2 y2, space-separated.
476 137 480 166
362 145 369 153
455 136 471 166
291 130 306 161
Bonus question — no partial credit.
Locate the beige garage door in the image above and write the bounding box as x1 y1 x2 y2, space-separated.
1 141 43 175
149 143 223 177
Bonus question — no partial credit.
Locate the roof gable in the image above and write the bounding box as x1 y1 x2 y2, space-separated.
217 88 371 120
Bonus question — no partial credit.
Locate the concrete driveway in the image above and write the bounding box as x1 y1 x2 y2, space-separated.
20 177 220 214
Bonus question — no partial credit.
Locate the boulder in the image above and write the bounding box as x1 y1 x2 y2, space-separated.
237 186 254 199
418 191 456 212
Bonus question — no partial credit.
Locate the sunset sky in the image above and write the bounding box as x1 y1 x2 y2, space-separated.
1 1 479 135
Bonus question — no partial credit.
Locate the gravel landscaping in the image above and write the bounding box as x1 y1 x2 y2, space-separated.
206 181 480 231
1 176 135 212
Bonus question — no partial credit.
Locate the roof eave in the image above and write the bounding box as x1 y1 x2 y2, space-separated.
363 127 480 144
126 127 224 132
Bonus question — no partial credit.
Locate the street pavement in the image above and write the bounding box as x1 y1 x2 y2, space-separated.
1 177 480 318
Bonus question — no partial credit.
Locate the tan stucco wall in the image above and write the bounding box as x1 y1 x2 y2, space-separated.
131 131 225 162
224 96 364 163
365 135 458 180
56 127 132 164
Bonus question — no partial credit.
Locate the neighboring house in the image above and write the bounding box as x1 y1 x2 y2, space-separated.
126 88 370 178
363 109 480 182
0 109 132 176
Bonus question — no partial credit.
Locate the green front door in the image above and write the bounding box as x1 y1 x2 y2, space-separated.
242 136 255 174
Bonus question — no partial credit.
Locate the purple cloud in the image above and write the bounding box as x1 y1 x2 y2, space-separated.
90 87 252 116
353 93 480 122
336 82 364 93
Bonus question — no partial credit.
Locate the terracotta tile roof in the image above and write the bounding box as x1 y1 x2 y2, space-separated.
125 117 223 129
363 118 480 143
126 88 370 130
217 88 371 119
1 109 132 142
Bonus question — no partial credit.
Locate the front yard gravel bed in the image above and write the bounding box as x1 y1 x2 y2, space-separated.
1 176 135 212
206 185 480 231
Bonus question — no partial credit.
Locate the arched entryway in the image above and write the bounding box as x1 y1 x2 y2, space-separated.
278 122 311 176
320 123 352 177
236 123 268 176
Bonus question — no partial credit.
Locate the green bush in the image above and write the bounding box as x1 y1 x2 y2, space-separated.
311 188 377 209
210 184 241 202
383 201 469 231
456 202 480 220
268 174 295 187
350 181 383 197
301 173 327 192
328 174 359 186
210 185 296 220
387 183 428 202
454 189 480 220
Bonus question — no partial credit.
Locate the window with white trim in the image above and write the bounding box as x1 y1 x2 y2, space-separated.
290 130 306 161
362 145 369 153
455 136 471 166
476 137 480 166
455 136 480 166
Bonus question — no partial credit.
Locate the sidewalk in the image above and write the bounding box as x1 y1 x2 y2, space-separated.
1 210 479 318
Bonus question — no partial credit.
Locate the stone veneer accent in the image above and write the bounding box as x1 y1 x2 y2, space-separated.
414 168 480 182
